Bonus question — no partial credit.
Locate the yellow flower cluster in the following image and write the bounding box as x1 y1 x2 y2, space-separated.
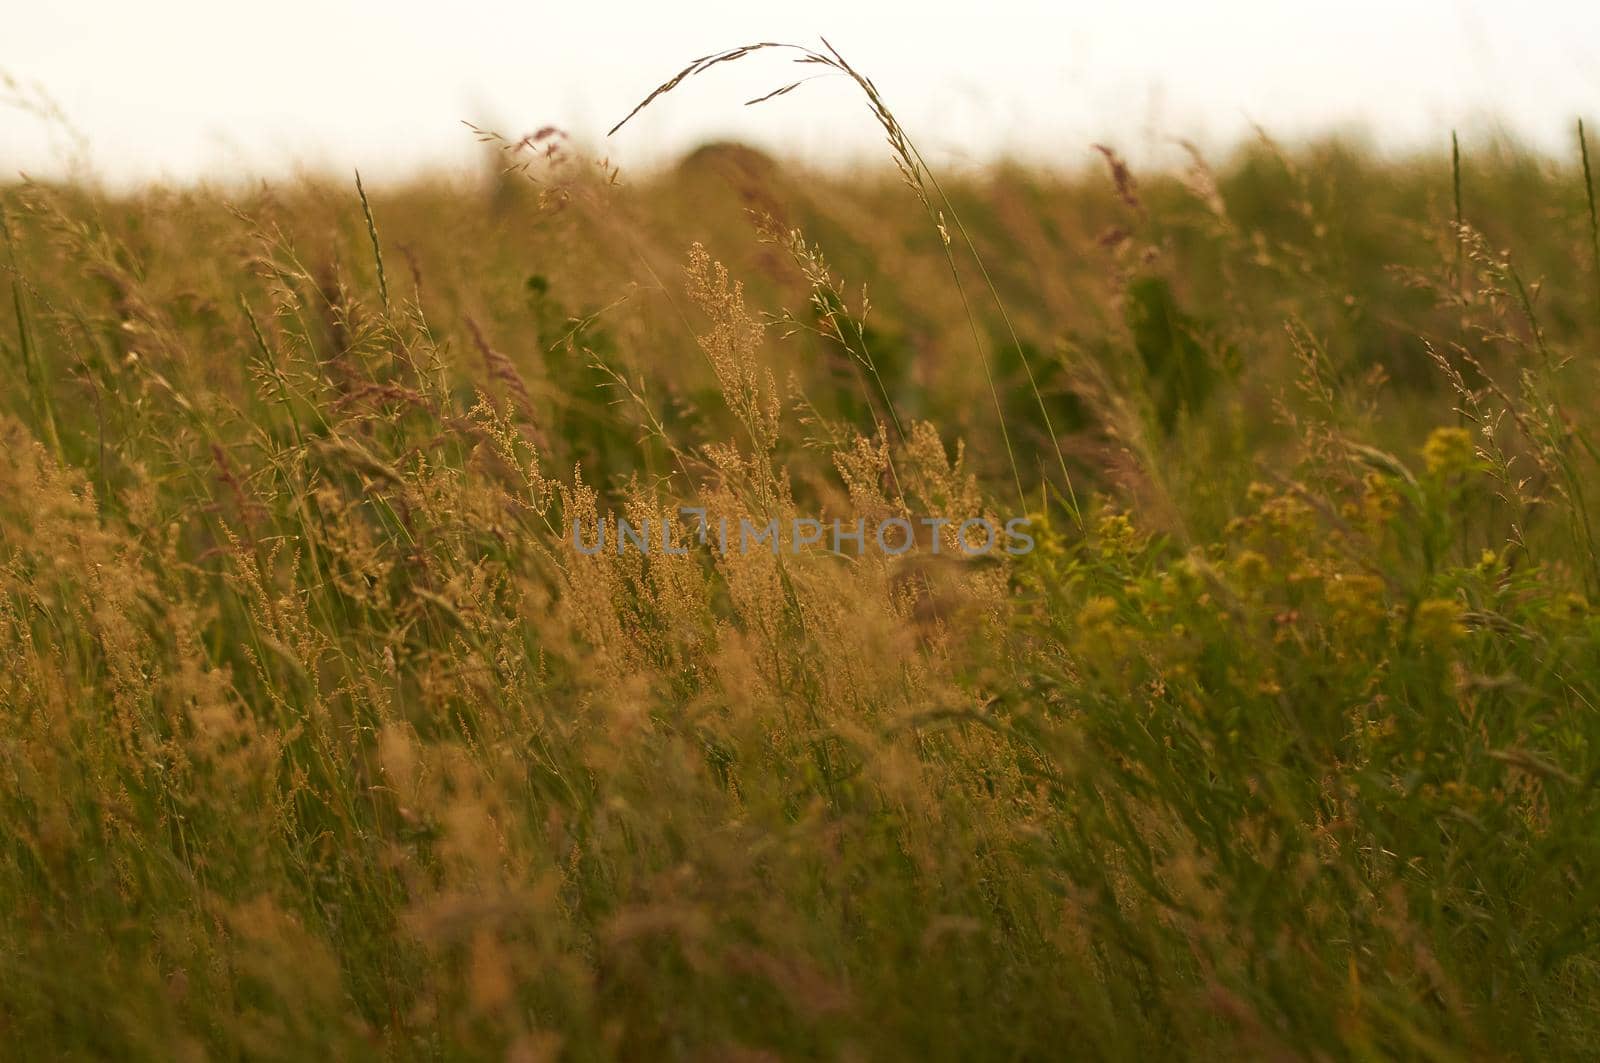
1422 426 1478 478
1413 597 1468 649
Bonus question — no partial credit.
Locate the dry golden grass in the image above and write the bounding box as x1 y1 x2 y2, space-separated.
4 68 1600 1057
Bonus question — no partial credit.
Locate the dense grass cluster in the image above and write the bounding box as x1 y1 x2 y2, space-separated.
4 116 1600 1059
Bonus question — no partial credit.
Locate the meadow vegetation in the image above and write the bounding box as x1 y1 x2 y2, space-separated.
4 69 1600 1058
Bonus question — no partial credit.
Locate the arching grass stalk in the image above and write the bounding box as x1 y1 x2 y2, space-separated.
609 39 1085 530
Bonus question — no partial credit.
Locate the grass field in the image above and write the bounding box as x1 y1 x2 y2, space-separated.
5 76 1600 1058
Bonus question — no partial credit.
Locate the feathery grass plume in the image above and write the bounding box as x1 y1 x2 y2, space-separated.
465 313 535 417
355 169 389 311
683 242 780 454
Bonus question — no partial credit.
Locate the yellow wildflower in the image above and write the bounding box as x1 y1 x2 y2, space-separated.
1422 427 1477 478
1077 596 1120 628
1414 597 1467 649
1326 572 1386 637
1095 513 1138 557
1361 472 1400 525
1232 549 1270 589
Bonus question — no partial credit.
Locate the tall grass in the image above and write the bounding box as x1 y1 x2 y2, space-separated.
1 78 1600 1058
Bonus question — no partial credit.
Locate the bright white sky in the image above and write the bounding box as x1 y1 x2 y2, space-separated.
4 1 1599 186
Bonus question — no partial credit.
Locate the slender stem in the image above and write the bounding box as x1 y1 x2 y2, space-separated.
1451 130 1464 299
1579 120 1600 324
